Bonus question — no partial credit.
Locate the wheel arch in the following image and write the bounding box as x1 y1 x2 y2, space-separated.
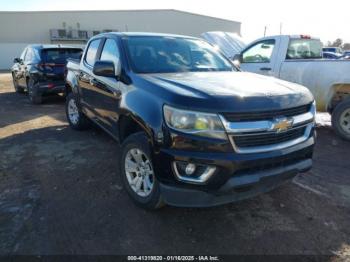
327 83 350 113
118 113 155 145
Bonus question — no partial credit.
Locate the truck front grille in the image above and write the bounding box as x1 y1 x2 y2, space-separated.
222 104 311 122
220 102 316 153
233 126 307 148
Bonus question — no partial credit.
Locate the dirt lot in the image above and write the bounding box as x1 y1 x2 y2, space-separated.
0 72 350 257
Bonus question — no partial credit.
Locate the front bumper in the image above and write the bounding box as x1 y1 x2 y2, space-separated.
153 134 314 207
160 159 311 207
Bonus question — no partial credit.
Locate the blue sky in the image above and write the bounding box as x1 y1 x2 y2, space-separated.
1 0 350 43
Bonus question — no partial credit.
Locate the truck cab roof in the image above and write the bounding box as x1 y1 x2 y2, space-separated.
28 44 83 50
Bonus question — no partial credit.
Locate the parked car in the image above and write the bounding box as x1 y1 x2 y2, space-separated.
343 50 350 59
65 32 316 209
206 34 350 140
11 45 83 104
323 47 343 54
322 51 344 59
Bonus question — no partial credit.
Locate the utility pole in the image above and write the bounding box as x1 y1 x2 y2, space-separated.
280 22 283 35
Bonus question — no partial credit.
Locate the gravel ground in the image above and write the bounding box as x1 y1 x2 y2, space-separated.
0 73 349 258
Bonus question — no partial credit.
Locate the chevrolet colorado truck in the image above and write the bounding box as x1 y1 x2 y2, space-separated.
65 32 316 209
11 45 83 104
204 33 350 140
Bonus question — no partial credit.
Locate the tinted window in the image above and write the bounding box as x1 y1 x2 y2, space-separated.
41 49 82 63
287 39 322 59
124 36 233 73
242 40 275 63
85 39 101 66
100 39 120 65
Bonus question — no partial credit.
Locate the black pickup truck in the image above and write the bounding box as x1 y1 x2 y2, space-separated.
65 32 316 209
11 45 83 104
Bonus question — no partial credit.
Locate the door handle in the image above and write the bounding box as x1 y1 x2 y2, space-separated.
260 67 271 71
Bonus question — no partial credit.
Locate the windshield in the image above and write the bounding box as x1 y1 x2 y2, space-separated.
123 36 234 73
41 48 82 63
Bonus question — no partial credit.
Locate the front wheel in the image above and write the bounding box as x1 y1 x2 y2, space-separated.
12 74 24 93
65 92 90 130
120 132 164 210
331 99 350 140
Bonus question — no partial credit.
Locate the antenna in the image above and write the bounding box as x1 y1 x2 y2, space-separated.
264 26 267 37
125 25 129 32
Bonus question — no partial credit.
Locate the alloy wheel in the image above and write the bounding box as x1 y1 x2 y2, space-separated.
340 108 350 134
124 148 154 197
67 98 80 125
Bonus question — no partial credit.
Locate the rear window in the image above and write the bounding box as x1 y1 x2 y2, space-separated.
286 39 322 59
41 48 82 63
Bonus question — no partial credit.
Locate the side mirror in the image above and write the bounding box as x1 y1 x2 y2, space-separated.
13 58 22 63
232 54 242 68
93 60 120 78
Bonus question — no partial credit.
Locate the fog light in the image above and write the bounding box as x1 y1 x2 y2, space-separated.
172 161 216 184
185 163 196 175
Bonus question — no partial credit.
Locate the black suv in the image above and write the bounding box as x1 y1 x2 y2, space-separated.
65 33 316 209
11 45 83 104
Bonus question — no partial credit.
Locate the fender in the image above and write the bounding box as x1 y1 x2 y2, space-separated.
65 69 80 95
26 66 41 84
120 84 164 147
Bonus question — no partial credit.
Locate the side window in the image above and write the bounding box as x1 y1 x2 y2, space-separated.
100 38 120 66
20 48 27 61
24 48 33 62
242 40 275 63
85 39 101 66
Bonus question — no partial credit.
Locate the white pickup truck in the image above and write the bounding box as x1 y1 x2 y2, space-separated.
204 33 350 140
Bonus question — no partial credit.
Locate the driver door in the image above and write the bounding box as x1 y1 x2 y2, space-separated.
239 39 276 76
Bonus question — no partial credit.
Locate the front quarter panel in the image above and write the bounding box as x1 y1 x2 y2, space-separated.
120 80 164 145
66 69 80 95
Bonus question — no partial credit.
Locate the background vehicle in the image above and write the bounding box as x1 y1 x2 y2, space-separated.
343 50 350 59
65 32 315 209
206 33 350 140
323 47 343 54
322 52 344 59
11 45 83 104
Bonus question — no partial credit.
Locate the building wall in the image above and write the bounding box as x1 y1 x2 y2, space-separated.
0 10 241 69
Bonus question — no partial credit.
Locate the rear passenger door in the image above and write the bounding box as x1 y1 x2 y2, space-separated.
90 37 122 135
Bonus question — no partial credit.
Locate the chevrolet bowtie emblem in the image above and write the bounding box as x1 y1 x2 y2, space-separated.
271 117 294 133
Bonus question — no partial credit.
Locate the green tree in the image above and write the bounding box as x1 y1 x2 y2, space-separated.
342 43 350 50
331 38 343 47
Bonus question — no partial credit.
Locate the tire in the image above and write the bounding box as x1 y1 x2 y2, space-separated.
27 78 42 104
120 132 165 210
331 99 350 141
12 74 24 93
65 92 90 130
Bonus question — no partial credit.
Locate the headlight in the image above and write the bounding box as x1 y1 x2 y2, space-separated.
163 105 227 140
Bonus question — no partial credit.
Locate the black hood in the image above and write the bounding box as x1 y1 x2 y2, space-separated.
138 71 314 113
